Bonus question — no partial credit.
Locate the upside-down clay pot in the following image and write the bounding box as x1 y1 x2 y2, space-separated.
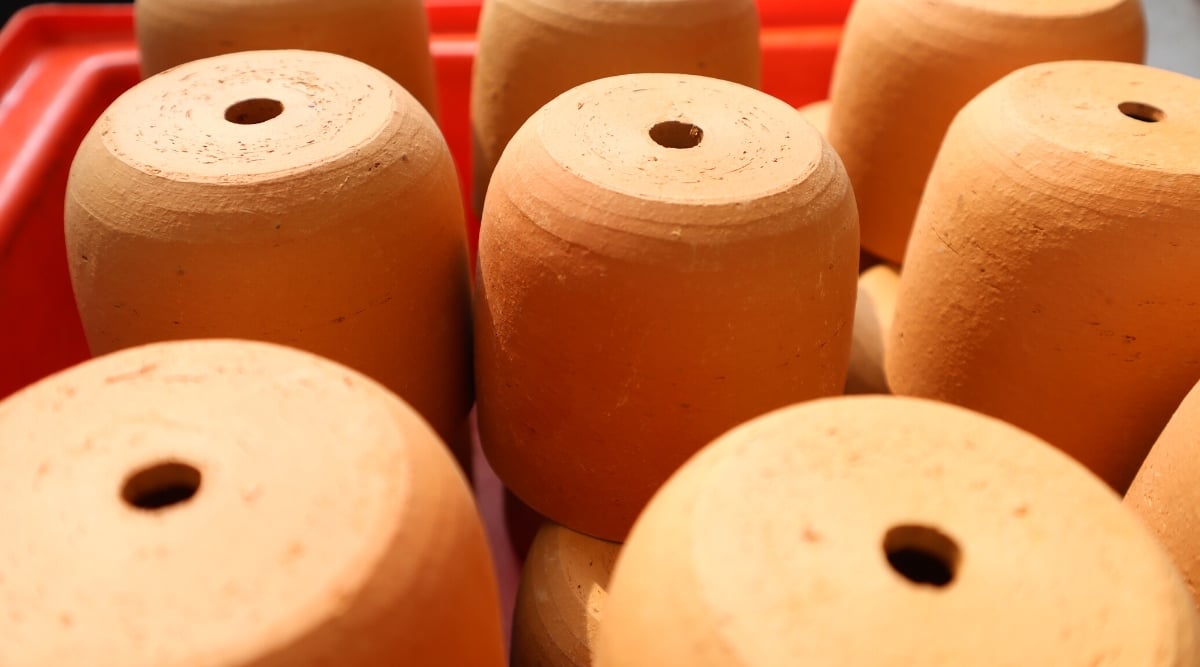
595 396 1200 666
887 60 1200 493
0 339 505 666
64 50 473 468
845 263 898 395
134 0 438 115
797 99 830 135
797 96 879 277
469 0 760 215
511 522 621 667
827 0 1144 264
475 73 859 541
1126 379 1200 607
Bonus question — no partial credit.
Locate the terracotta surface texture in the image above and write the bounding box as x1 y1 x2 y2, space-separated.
64 49 474 463
845 263 898 395
827 0 1145 263
0 339 505 666
135 0 439 114
1127 379 1200 608
474 73 860 541
887 60 1200 493
511 522 621 667
469 0 761 215
595 396 1200 666
797 99 830 136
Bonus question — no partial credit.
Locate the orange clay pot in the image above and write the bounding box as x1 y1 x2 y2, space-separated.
1126 379 1200 608
827 0 1144 264
511 522 621 667
797 99 830 135
135 0 438 115
0 339 505 666
845 263 898 395
887 60 1200 493
64 50 473 467
472 72 859 542
596 396 1200 666
469 0 760 215
474 73 859 541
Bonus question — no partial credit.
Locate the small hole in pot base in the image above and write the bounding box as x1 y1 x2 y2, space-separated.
122 461 202 511
883 524 960 587
1118 101 1165 123
225 98 284 125
650 121 703 149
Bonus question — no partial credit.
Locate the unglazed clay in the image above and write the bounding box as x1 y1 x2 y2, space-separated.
0 339 505 666
135 0 439 115
511 522 621 667
469 0 760 215
1127 380 1200 607
845 263 898 395
65 50 473 466
797 99 830 136
475 73 859 541
827 0 1144 264
595 396 1200 666
887 60 1200 493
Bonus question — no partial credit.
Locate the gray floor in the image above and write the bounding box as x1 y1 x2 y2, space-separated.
1147 0 1200 76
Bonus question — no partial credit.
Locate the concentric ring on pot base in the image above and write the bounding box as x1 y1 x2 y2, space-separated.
511 522 621 667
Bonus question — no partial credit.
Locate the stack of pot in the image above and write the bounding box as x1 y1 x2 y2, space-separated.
1 0 1199 665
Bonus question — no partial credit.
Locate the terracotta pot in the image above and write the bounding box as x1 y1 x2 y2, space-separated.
827 0 1144 264
0 338 505 666
595 396 1200 665
1126 379 1200 607
134 0 438 115
797 99 830 135
65 49 473 468
845 263 898 395
469 0 761 215
475 73 859 541
887 60 1200 493
511 522 621 667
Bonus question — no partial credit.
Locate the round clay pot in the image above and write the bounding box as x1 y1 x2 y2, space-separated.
65 49 473 467
475 73 859 541
886 60 1200 493
1126 379 1200 607
797 99 830 135
511 522 621 667
827 0 1144 264
469 0 761 215
845 263 898 395
595 396 1200 666
0 338 505 666
134 0 438 115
